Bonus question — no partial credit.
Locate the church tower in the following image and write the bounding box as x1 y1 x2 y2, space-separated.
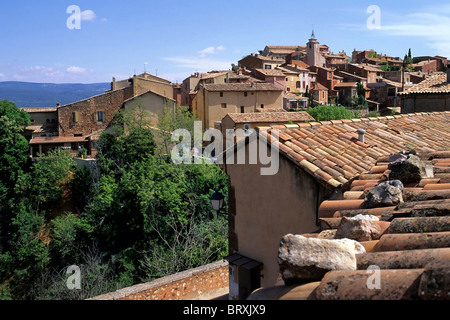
306 30 320 67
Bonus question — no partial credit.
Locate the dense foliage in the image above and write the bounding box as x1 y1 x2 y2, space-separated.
0 101 228 300
307 104 354 122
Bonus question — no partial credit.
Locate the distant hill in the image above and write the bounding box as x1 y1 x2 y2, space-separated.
0 81 111 108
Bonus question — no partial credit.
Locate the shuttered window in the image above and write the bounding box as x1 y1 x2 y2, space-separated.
72 112 79 123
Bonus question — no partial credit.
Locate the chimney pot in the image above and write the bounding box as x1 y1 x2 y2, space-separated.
357 128 366 143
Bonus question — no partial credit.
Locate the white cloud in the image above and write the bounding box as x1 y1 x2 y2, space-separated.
373 11 450 57
198 46 226 57
80 10 97 21
0 73 5 78
66 66 87 74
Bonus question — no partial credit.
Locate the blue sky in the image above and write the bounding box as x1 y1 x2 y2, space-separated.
1 0 450 84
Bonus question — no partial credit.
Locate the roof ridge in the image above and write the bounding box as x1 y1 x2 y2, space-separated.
256 111 448 131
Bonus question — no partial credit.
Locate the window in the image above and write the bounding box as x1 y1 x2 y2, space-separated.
74 133 83 137
322 91 325 99
303 81 306 89
264 65 272 69
244 92 248 97
260 104 264 109
95 111 104 123
221 103 227 108
30 119 35 123
72 111 79 123
240 106 245 113
296 81 300 89
220 92 223 97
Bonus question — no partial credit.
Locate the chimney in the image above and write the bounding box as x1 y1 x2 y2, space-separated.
357 129 366 143
56 103 61 108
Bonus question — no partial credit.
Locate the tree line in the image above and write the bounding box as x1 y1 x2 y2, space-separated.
0 100 228 300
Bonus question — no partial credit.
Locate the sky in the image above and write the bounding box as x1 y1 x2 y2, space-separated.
1 0 450 84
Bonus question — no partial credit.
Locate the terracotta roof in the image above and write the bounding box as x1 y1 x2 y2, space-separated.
276 65 309 74
21 107 58 113
30 136 87 144
250 147 450 300
400 72 450 95
260 112 450 189
203 83 282 92
224 112 314 124
254 68 285 77
255 55 285 63
334 82 358 88
291 60 311 69
265 45 303 54
310 82 328 91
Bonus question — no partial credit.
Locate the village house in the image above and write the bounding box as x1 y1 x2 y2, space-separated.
283 92 308 110
192 82 283 131
27 72 173 157
221 111 450 299
276 64 310 94
180 71 230 109
309 82 328 105
122 90 176 127
400 70 450 113
261 45 304 61
252 68 286 91
307 65 340 101
238 54 285 71
413 56 448 74
334 82 359 105
367 78 403 110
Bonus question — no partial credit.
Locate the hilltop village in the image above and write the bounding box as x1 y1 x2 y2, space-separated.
12 33 450 301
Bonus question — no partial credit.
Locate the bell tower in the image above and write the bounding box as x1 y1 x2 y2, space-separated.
306 30 320 67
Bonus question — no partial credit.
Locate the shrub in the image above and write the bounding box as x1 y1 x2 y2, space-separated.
307 105 354 122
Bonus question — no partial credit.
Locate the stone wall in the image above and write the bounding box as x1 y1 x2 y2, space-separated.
90 261 229 300
58 86 134 137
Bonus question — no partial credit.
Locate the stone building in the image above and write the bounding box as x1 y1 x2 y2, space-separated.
400 71 450 113
27 73 173 157
222 112 450 299
192 82 283 131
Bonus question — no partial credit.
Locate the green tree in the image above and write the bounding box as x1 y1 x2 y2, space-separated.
157 104 198 155
0 100 30 221
307 105 354 121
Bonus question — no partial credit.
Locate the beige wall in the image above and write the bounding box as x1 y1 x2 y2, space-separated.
225 144 324 287
124 93 175 127
134 77 174 100
198 90 282 130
